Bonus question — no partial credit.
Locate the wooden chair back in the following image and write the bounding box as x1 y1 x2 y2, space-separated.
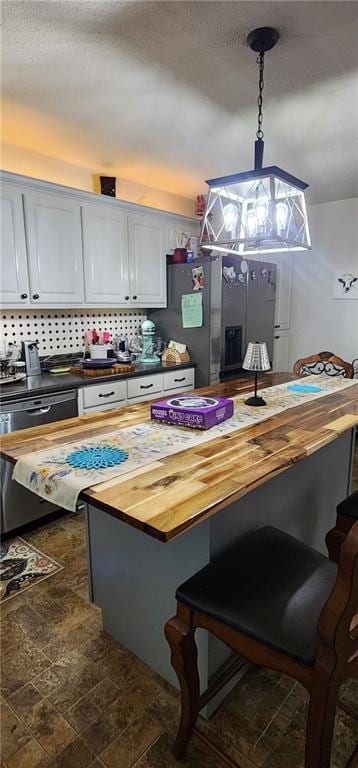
319 520 358 681
293 351 354 378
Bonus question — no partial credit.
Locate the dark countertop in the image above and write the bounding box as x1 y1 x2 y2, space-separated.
0 362 196 405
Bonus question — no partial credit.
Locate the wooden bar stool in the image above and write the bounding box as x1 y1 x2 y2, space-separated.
165 493 358 768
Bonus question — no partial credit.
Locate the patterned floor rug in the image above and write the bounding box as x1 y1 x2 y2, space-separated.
0 537 63 602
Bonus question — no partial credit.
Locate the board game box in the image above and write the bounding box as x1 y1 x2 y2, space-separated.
150 395 234 430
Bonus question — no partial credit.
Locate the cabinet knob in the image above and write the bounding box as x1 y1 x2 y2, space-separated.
20 293 28 299
274 324 280 329
125 295 129 301
132 295 137 300
274 335 280 339
33 293 39 300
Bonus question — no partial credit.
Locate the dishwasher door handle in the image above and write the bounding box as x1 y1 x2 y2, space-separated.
26 406 52 415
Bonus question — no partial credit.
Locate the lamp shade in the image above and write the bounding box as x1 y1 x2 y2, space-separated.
200 166 311 256
243 342 271 372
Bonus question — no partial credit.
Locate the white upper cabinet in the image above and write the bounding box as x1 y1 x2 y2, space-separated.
128 214 167 306
274 254 292 330
0 184 30 304
24 191 84 304
82 204 129 305
0 171 198 309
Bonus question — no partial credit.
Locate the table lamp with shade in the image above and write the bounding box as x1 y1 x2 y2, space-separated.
243 342 271 406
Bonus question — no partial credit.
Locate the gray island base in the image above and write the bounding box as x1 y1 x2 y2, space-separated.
85 430 354 717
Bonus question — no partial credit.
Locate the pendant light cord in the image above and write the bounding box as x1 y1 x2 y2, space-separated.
256 52 265 140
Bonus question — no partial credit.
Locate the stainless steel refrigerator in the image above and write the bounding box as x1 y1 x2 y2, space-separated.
149 254 276 388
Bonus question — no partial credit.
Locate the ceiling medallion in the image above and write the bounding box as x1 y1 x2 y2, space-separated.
200 27 311 256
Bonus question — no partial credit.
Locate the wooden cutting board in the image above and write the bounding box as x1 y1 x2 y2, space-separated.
70 364 135 377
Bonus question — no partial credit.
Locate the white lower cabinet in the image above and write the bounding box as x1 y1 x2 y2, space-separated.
163 368 195 391
127 373 163 400
82 379 127 409
273 330 290 372
127 385 193 405
78 368 195 415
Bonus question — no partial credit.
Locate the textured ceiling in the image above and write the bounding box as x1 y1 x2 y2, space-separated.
2 0 358 203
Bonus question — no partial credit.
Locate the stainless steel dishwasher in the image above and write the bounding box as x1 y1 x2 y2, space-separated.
0 390 78 533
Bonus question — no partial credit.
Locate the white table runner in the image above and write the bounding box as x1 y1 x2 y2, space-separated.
13 376 357 512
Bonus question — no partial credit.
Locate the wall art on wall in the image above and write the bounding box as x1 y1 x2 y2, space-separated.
333 269 358 299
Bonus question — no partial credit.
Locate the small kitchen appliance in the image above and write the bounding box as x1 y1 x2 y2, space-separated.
113 334 132 364
0 342 25 383
21 340 41 377
139 320 164 364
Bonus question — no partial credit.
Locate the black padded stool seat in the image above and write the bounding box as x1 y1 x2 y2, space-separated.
337 490 358 519
176 526 338 666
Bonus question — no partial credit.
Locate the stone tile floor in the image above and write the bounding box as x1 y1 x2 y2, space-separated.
1 457 358 768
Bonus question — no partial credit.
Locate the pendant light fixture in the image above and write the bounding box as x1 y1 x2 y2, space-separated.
200 27 311 256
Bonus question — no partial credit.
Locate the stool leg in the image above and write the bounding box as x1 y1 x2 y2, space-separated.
305 677 339 768
165 610 200 759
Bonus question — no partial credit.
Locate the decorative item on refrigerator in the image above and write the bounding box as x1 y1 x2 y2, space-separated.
181 293 203 328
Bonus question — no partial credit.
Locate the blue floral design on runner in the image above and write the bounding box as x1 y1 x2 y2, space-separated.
66 446 129 470
287 384 322 394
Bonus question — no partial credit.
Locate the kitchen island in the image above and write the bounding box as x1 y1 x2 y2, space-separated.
2 373 358 713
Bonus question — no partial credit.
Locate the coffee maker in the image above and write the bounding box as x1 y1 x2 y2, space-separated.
21 340 41 376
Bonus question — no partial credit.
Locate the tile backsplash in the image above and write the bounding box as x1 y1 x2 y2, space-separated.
0 309 147 356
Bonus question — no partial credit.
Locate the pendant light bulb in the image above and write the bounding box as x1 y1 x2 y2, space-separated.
276 201 288 233
223 202 239 232
246 205 257 236
254 195 269 230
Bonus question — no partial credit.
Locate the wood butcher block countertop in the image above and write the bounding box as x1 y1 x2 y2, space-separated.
1 373 358 542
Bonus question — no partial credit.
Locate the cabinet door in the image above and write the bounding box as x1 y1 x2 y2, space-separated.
24 192 84 304
82 204 129 305
274 255 292 330
128 214 167 306
0 184 30 304
273 330 290 372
